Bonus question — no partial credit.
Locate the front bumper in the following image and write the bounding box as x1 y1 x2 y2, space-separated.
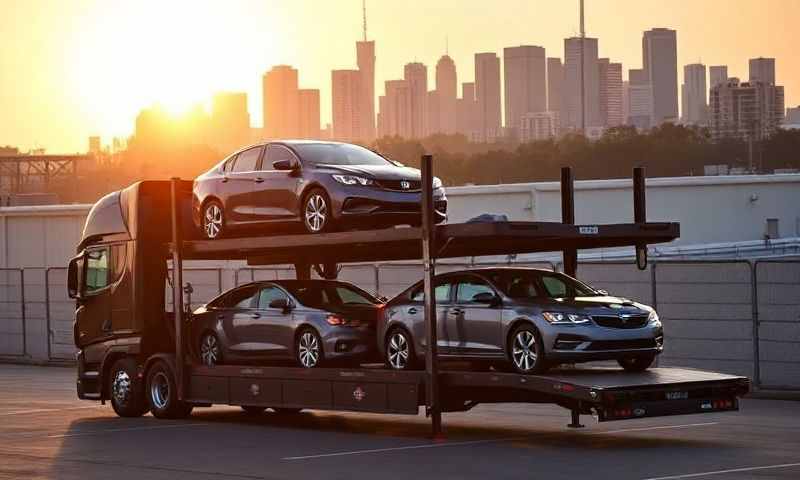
334 185 447 226
321 325 378 362
540 322 664 363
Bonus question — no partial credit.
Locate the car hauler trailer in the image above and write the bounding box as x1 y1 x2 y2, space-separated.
69 161 749 436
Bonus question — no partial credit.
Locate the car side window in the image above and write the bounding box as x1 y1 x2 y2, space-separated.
455 278 495 304
410 282 452 303
258 286 287 309
231 147 262 173
265 145 298 170
225 286 258 309
540 276 568 298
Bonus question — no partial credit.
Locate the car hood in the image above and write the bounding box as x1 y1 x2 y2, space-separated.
516 295 653 314
316 164 421 181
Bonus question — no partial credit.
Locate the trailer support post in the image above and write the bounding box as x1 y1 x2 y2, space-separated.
421 154 442 439
568 409 584 428
561 167 577 277
633 167 648 270
170 178 186 401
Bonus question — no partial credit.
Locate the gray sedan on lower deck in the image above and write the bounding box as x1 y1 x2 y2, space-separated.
378 267 663 373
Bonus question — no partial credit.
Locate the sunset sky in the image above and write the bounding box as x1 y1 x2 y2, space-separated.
1 0 798 153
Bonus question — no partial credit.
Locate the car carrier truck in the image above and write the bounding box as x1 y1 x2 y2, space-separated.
68 160 749 435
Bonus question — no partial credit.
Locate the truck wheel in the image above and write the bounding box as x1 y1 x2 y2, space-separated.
109 358 147 418
618 355 656 372
146 360 193 419
296 328 324 368
241 406 266 415
508 324 549 374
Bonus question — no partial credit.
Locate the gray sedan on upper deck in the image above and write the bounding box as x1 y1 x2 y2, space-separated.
378 268 664 374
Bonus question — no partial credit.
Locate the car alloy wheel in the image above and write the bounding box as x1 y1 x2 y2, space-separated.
297 330 321 368
387 331 411 369
200 333 221 367
304 192 328 233
203 202 224 239
512 329 539 372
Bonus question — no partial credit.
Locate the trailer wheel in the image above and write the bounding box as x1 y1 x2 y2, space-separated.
617 354 656 372
241 406 266 415
508 324 548 374
296 328 324 368
385 327 418 370
109 358 148 418
146 360 193 419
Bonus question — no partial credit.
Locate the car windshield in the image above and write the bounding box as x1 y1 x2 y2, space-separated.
283 281 381 309
292 143 394 166
488 270 598 299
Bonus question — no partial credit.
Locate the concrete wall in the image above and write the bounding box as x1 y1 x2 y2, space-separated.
447 174 800 246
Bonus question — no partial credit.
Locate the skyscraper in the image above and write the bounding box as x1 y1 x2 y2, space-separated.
263 65 299 138
404 62 428 138
503 45 547 137
547 57 564 121
709 65 728 88
709 78 784 142
355 1 376 141
642 28 678 124
298 89 321 139
749 57 776 85
457 82 479 140
628 68 653 130
377 79 413 138
598 59 623 127
331 69 361 141
564 37 600 130
435 54 458 134
474 52 502 142
681 63 707 125
211 91 250 152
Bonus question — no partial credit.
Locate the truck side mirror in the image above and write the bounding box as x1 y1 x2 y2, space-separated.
67 256 83 299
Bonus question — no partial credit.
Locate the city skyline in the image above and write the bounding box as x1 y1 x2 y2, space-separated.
2 0 799 152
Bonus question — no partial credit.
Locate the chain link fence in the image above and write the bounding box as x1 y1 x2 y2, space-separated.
2 259 798 391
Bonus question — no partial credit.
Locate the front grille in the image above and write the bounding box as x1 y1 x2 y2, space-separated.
585 338 657 351
376 179 421 191
592 314 649 329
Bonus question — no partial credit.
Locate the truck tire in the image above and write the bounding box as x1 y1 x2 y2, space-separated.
109 358 148 418
146 360 193 419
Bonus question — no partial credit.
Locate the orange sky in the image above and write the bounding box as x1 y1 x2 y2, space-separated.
1 0 798 153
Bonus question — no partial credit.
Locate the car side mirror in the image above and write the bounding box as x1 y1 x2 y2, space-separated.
472 292 500 306
269 298 292 312
67 255 83 299
273 159 298 172
596 289 609 296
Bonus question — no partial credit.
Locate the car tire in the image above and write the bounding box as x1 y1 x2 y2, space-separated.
272 407 303 414
146 360 193 419
202 200 225 239
296 328 324 368
302 188 334 234
508 323 549 374
108 358 148 418
617 354 656 372
199 332 223 367
385 327 418 370
241 406 267 415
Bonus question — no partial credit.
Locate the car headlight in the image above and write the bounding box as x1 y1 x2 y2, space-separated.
648 310 661 325
432 176 443 189
542 312 591 325
332 174 373 186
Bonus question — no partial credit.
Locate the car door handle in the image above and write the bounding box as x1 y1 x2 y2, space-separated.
254 177 264 183
407 307 417 314
449 308 464 315
250 313 261 319
221 177 228 183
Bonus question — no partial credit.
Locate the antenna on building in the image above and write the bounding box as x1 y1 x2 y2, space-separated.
445 35 449 55
362 0 367 41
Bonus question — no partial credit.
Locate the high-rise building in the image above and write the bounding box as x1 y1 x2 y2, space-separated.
709 79 784 141
519 111 559 142
88 136 101 155
356 40 376 141
598 59 624 127
785 106 800 125
263 65 299 138
377 79 413 138
211 92 250 152
475 53 502 142
622 80 630 124
749 57 776 85
564 37 600 131
628 68 653 130
709 65 728 88
457 82 479 140
298 89 321 139
547 57 564 124
642 28 678 124
404 62 428 138
503 45 547 137
331 69 362 141
681 64 708 125
435 54 458 134
426 90 440 136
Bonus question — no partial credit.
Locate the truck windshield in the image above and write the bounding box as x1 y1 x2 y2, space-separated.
489 271 599 299
292 143 394 166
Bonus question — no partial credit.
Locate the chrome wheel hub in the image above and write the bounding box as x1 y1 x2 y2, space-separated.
111 370 131 406
204 204 223 239
200 334 220 367
512 330 537 371
298 332 320 368
150 372 170 410
304 194 327 232
387 332 410 369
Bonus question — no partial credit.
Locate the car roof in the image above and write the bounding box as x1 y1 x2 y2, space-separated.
231 139 359 154
436 267 556 278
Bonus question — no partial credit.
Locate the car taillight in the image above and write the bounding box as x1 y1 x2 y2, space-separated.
327 315 358 326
